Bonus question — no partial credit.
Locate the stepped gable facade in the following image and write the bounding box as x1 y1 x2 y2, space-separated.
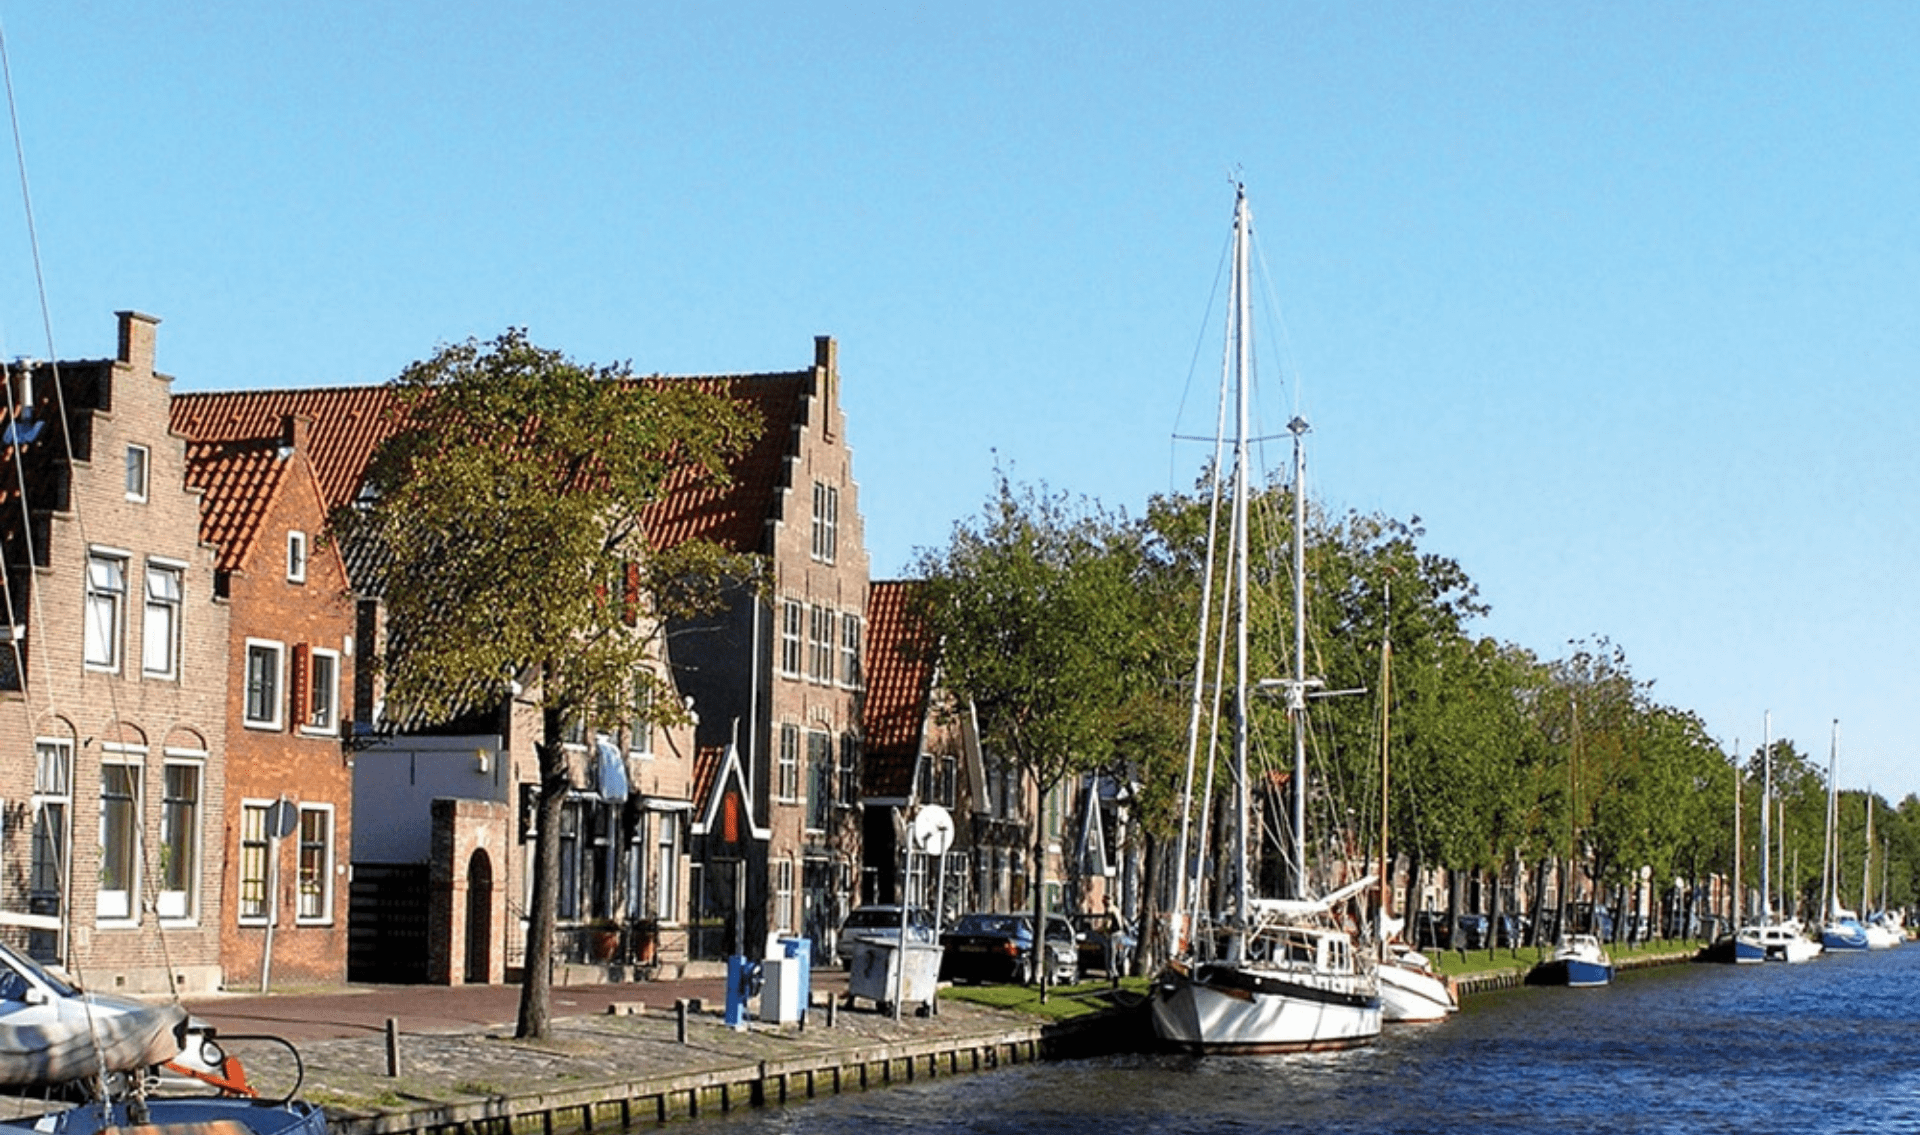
0 312 229 992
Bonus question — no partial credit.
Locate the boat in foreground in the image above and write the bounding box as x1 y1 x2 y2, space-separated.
1149 185 1379 1053
1527 934 1614 987
1153 890 1382 1052
0 937 324 1135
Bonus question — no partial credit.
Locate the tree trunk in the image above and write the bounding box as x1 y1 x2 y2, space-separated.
1488 864 1506 957
1034 770 1050 1004
516 721 569 1039
1138 831 1161 975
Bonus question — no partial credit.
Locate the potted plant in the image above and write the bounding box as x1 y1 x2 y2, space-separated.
586 918 622 962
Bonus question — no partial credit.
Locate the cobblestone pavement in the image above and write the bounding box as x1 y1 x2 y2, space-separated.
170 973 1075 1120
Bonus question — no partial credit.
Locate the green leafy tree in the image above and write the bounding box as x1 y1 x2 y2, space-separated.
912 471 1150 998
339 330 758 1038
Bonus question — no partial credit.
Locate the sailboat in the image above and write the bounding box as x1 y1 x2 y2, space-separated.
1370 589 1457 1022
1733 715 1821 964
1527 699 1614 987
1861 797 1900 949
1819 721 1870 952
1150 186 1382 1053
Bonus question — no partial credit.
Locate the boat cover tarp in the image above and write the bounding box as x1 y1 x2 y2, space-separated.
0 1001 186 1088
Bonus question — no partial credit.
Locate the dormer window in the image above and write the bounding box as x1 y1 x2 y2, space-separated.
287 531 308 584
125 445 150 502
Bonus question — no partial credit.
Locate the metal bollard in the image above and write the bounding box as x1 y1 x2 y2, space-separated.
385 1018 401 1077
676 998 689 1044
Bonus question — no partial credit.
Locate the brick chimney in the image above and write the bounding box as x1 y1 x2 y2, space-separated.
280 413 312 456
115 311 161 373
814 335 837 441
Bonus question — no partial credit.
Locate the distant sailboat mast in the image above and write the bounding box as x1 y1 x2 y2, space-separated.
1760 713 1773 922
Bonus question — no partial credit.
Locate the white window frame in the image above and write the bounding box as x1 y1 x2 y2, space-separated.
238 800 271 925
810 482 838 564
84 551 129 672
779 599 803 677
141 560 184 679
773 857 796 935
295 804 334 924
97 746 144 923
286 530 308 584
244 639 285 730
157 751 204 923
654 814 679 921
28 739 72 929
805 730 834 832
125 444 150 502
839 613 862 688
807 605 834 684
302 647 340 735
777 723 800 802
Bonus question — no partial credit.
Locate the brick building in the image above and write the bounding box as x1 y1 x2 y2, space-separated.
654 338 871 963
0 312 228 993
183 413 356 986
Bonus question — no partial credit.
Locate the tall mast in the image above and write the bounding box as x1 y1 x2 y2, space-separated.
1760 713 1773 922
1731 737 1742 927
1863 792 1874 917
1288 413 1310 899
1376 582 1393 951
1822 720 1838 922
1229 185 1254 955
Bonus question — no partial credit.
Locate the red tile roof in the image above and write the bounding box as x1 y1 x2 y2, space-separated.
862 579 937 798
692 744 727 814
181 436 293 572
171 387 404 513
641 374 809 555
172 369 814 557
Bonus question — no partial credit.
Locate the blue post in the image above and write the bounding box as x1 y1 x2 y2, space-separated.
725 954 760 1030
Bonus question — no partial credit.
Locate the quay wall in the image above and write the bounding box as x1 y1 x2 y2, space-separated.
326 950 1701 1135
328 1017 1121 1135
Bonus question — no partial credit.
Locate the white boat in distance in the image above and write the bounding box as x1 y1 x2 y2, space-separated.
1735 919 1822 964
1150 186 1381 1052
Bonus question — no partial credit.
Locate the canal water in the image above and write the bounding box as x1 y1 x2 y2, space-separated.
693 945 1920 1134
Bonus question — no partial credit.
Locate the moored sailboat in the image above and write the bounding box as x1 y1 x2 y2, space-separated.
1150 186 1381 1053
1819 721 1871 953
1733 714 1820 964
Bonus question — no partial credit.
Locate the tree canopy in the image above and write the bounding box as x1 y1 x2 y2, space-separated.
339 329 759 1036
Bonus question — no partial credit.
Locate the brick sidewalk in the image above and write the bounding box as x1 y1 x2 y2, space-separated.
172 970 1110 1129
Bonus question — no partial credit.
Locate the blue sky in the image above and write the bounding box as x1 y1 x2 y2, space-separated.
4 3 1917 796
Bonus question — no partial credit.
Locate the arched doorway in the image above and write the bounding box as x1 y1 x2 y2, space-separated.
464 849 493 984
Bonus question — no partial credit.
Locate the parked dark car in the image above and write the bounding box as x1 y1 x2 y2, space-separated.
1070 912 1137 976
1455 913 1490 950
834 904 935 968
938 912 1078 985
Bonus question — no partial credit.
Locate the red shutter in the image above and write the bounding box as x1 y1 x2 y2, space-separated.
622 561 640 626
290 643 311 730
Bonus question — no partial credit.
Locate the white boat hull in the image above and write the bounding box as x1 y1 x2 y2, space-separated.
1151 961 1381 1052
1377 961 1456 1022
